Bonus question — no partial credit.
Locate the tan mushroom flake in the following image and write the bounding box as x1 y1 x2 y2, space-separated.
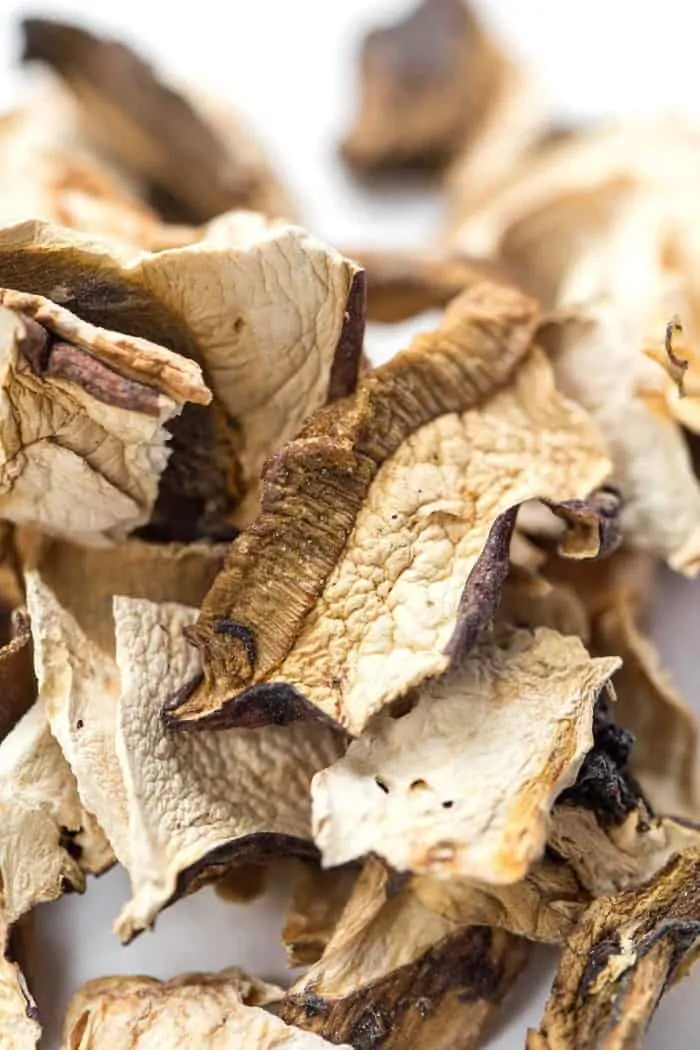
0 217 364 527
0 697 111 928
281 855 529 1050
312 627 619 882
0 292 208 543
62 968 347 1050
172 281 612 733
528 849 700 1050
0 913 40 1050
25 575 344 941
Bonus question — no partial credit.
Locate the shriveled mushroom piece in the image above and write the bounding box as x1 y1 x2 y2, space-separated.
551 697 700 897
170 281 613 734
22 18 294 224
0 217 364 530
0 913 40 1050
342 0 545 181
26 573 344 941
312 627 619 882
527 848 700 1050
0 289 208 543
281 856 529 1050
62 968 347 1049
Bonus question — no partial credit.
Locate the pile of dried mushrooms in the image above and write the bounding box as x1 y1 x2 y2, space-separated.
1 5 700 1048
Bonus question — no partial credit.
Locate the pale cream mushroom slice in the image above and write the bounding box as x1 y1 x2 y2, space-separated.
22 18 295 224
0 913 41 1050
25 571 344 942
281 855 529 1050
169 280 614 735
0 217 364 532
0 290 208 543
312 626 619 882
61 968 348 1050
527 849 700 1050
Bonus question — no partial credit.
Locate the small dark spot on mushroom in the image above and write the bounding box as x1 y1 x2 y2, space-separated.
76 719 84 729
375 775 390 794
410 778 429 792
442 799 454 809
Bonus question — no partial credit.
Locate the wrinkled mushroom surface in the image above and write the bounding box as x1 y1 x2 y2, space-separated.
312 627 619 882
170 281 613 734
62 968 347 1049
26 572 344 941
528 849 700 1050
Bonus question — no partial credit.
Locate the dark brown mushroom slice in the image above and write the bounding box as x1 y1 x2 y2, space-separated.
22 18 293 223
0 610 36 743
342 0 502 173
527 848 700 1050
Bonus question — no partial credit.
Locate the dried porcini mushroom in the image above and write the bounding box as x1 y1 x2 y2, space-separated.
0 217 363 533
312 627 620 881
281 855 529 1050
0 913 41 1050
551 696 700 897
26 576 344 941
342 0 544 182
170 281 614 734
0 86 166 249
528 848 700 1050
62 968 348 1049
0 291 207 543
22 19 295 224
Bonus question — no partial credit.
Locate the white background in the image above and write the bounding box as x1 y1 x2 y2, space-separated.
0 1 698 1046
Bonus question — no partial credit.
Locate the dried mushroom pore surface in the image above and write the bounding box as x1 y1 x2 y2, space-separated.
62 968 349 1049
0 217 363 540
170 280 613 734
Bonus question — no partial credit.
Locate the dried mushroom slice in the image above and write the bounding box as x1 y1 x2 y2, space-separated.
171 282 613 734
283 863 359 966
342 0 543 179
0 87 166 249
347 247 514 322
62 968 346 1049
541 297 700 573
25 577 344 941
281 856 529 1050
551 698 700 896
594 595 699 817
0 698 111 928
312 627 619 882
0 217 364 528
0 913 40 1050
0 291 208 542
527 849 700 1050
411 857 589 945
22 19 294 224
